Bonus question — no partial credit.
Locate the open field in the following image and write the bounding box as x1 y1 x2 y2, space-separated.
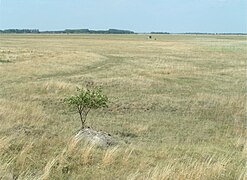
0 34 246 179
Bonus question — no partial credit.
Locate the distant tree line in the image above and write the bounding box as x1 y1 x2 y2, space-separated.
182 32 247 35
0 29 40 33
150 32 170 34
0 29 245 35
0 29 135 34
43 29 135 34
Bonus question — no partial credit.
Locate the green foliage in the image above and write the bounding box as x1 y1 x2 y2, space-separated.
65 87 108 129
0 59 11 63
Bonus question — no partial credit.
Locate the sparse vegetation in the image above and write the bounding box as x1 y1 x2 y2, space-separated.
0 59 11 63
0 34 246 179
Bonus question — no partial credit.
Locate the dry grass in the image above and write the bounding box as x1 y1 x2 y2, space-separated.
102 146 119 166
0 34 246 179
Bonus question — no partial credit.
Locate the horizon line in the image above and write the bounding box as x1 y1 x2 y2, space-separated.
0 28 246 34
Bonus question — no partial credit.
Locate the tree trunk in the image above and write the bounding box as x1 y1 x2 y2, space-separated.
79 112 85 129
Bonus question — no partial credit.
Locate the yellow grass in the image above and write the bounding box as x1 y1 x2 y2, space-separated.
0 34 246 179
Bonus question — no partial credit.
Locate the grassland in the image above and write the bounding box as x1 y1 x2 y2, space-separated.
0 34 246 179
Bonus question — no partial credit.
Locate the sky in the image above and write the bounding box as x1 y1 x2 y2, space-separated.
0 0 246 33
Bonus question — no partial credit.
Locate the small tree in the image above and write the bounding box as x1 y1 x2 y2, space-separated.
65 87 108 129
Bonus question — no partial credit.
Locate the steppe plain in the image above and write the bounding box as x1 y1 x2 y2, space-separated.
0 34 246 179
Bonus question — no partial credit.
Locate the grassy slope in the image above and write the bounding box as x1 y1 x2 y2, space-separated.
0 34 246 179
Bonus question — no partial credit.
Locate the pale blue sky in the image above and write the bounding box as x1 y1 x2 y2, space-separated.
0 0 246 33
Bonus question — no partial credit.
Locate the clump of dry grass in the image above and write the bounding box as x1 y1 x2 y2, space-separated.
102 146 119 166
80 143 95 165
38 157 58 180
0 136 13 154
15 141 34 172
122 147 134 165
